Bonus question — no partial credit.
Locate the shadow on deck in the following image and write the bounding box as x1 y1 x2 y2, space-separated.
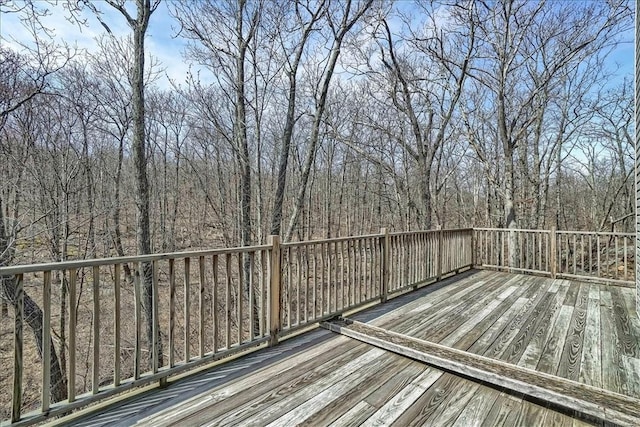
57 269 640 426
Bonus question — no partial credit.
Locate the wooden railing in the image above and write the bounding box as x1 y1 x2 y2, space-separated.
474 228 635 286
4 226 631 424
0 228 473 425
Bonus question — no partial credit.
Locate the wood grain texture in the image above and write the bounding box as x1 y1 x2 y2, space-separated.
70 271 640 427
557 282 589 381
322 318 640 426
451 385 501 427
601 290 630 396
480 392 522 427
300 358 423 426
579 284 602 388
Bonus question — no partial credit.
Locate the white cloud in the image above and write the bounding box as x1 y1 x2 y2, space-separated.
0 1 190 89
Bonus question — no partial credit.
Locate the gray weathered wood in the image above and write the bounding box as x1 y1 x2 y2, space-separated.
113 264 121 387
322 318 640 426
68 269 77 401
268 235 281 346
92 266 100 394
41 270 51 412
12 273 24 423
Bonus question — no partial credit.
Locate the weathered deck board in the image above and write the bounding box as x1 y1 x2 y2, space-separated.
321 319 640 426
299 358 423 426
557 282 589 381
65 271 640 427
518 281 570 369
601 289 630 396
390 373 469 426
579 284 602 388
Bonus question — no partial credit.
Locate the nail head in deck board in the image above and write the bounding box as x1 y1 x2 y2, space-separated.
321 319 640 426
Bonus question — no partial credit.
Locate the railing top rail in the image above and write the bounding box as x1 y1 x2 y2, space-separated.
0 244 272 276
281 233 383 247
474 228 550 233
555 230 635 237
473 228 634 237
389 228 473 237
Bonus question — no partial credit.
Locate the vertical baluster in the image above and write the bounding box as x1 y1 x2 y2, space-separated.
113 265 120 387
92 266 100 394
297 247 302 323
184 258 191 362
325 243 330 314
212 255 218 352
286 247 292 327
624 236 628 281
615 236 619 280
249 251 255 340
169 259 176 367
337 241 342 308
320 243 325 315
589 234 593 276
312 243 318 319
581 235 585 276
357 239 362 302
260 251 266 336
597 234 601 278
340 241 345 308
68 270 77 401
152 261 159 373
237 253 243 345
199 256 205 358
572 234 577 275
225 253 231 349
304 245 309 323
538 233 542 272
42 271 51 412
134 264 141 380
12 273 24 423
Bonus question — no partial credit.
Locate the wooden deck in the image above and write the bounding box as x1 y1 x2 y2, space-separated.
60 270 640 426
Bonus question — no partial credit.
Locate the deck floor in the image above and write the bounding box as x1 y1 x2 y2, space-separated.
63 270 640 426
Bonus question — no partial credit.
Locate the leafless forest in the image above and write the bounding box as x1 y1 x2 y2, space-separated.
0 0 635 419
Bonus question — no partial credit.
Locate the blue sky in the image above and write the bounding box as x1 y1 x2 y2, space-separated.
0 1 191 87
0 1 634 88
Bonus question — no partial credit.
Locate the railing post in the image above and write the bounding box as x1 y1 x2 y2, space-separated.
470 228 476 267
550 226 557 279
437 227 444 280
12 274 24 423
380 228 390 303
268 235 281 346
